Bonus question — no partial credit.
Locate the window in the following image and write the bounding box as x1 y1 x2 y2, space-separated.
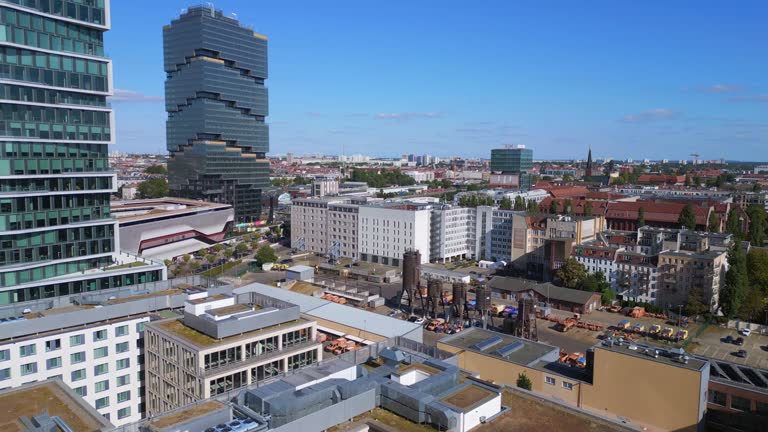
70 334 84 346
93 346 108 358
545 376 556 385
562 381 574 390
0 368 10 381
0 349 9 362
709 390 727 406
70 368 85 381
115 325 128 337
95 396 109 409
116 374 130 387
19 344 36 357
136 322 145 333
94 363 108 375
731 395 751 412
117 390 130 403
74 386 87 397
70 351 85 364
46 357 61 370
93 329 107 341
117 407 131 419
20 362 37 375
45 339 61 352
115 342 129 353
116 358 129 370
95 380 109 393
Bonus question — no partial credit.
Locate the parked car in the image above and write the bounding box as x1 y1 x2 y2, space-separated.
407 316 426 325
723 335 734 344
387 309 399 317
739 328 752 337
734 350 748 358
735 337 745 346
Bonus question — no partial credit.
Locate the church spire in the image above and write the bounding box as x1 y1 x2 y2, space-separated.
586 146 593 177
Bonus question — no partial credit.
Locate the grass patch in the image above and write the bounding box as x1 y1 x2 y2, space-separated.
105 261 147 270
201 259 242 277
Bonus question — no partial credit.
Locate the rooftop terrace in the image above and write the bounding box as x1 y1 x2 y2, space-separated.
439 328 559 367
153 317 308 348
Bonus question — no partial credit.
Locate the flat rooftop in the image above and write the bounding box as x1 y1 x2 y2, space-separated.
111 197 232 223
596 340 708 372
441 384 497 411
0 380 112 432
439 328 558 366
153 316 310 348
149 400 226 430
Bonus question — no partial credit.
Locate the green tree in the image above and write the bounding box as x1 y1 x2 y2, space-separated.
753 182 762 193
255 245 278 264
195 249 207 259
562 173 574 182
527 199 538 213
223 248 234 260
499 196 512 210
548 200 559 214
721 244 748 318
601 287 616 305
745 204 767 246
554 258 587 289
213 244 224 253
516 372 533 391
584 201 593 217
513 196 525 211
678 204 697 230
189 261 201 272
747 249 768 294
143 164 167 175
693 176 702 187
685 284 709 317
708 212 720 233
235 242 249 256
563 199 573 215
637 207 645 228
738 289 767 323
137 178 169 198
684 175 691 187
182 254 191 263
725 208 744 240
163 259 172 267
205 254 217 267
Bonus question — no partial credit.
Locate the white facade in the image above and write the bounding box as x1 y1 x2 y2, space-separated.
312 179 339 197
291 199 332 254
431 206 476 262
0 317 148 426
404 171 435 183
328 202 359 259
358 205 431 265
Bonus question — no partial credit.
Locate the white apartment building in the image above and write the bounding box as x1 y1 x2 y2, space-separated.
358 204 431 265
0 315 147 426
404 170 435 183
312 178 340 197
328 201 360 259
291 198 332 254
430 206 476 262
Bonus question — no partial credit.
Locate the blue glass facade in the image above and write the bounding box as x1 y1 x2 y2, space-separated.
0 1 163 304
164 6 270 222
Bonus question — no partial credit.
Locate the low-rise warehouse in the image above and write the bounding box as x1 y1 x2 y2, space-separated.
488 276 602 314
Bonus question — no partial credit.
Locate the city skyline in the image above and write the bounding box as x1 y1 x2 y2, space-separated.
108 0 768 160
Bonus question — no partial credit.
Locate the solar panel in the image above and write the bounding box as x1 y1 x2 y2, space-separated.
472 335 503 351
496 341 525 357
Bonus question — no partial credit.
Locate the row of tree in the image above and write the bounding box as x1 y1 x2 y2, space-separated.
553 258 616 304
720 246 768 323
349 169 415 188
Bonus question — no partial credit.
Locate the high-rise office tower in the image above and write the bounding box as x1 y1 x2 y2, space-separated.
490 145 534 190
0 0 165 305
164 6 270 222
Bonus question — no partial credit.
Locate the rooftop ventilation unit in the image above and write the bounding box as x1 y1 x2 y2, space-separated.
471 335 503 351
496 341 524 357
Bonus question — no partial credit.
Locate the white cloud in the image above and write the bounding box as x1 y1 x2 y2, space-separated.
109 89 164 103
730 94 768 103
620 108 678 123
699 84 743 93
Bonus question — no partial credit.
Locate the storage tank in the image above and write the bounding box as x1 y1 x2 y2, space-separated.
402 250 421 300
452 282 467 322
475 285 491 313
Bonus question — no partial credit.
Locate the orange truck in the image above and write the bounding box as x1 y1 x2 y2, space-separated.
557 318 576 332
333 340 356 355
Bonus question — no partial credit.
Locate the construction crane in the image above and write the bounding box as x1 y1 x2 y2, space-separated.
690 153 700 165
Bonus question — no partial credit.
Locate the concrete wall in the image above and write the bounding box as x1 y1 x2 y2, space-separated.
463 393 502 431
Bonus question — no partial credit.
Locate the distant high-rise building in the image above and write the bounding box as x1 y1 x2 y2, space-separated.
164 6 270 222
490 145 533 190
490 146 533 173
0 0 165 305
286 152 294 165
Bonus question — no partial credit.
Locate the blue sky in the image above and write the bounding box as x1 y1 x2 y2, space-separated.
107 0 768 160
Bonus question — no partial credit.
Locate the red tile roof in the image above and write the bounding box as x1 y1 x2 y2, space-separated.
605 202 710 226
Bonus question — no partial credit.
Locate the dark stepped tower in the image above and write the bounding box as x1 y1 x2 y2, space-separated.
164 6 270 222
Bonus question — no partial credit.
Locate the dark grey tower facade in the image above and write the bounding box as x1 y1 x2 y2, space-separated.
164 6 269 222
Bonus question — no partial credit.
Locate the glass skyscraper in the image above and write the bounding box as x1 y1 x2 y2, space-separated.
490 147 533 173
164 6 270 223
0 0 165 305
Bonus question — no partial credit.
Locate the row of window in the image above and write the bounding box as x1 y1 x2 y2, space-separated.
0 119 111 141
544 375 574 390
0 63 108 93
2 0 106 26
0 10 103 56
0 255 113 287
3 327 130 359
0 272 162 305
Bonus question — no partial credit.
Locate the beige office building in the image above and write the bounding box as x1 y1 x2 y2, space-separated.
144 292 321 416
